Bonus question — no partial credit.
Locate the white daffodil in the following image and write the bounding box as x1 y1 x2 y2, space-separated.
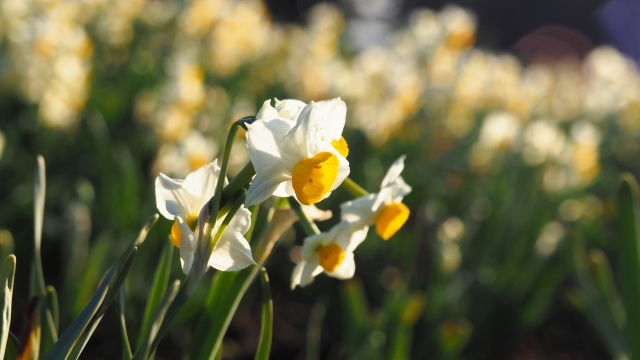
341 155 412 240
155 160 255 274
245 99 350 206
256 98 349 158
291 221 369 289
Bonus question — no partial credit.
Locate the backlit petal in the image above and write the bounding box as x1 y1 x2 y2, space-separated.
208 231 256 271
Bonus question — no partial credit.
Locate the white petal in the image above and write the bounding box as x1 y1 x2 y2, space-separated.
246 118 294 173
245 168 290 206
257 99 278 120
182 160 222 211
176 217 196 274
299 254 322 287
340 193 381 225
272 179 295 198
228 206 252 235
285 102 323 158
275 98 306 120
208 230 256 271
315 98 346 142
331 222 369 251
301 232 328 259
155 173 192 220
381 155 406 189
302 205 333 221
326 252 355 279
291 261 305 289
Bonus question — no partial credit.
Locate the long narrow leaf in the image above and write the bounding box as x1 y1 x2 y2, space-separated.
572 235 628 358
33 155 46 296
137 241 173 348
133 280 181 360
618 174 640 359
5 332 19 360
67 248 138 360
0 255 16 359
254 268 272 360
44 271 112 360
118 289 132 359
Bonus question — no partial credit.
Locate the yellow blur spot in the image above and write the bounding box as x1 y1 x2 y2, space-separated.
316 243 345 272
375 202 410 240
292 152 339 205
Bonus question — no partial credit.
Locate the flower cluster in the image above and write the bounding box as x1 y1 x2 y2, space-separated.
154 98 411 289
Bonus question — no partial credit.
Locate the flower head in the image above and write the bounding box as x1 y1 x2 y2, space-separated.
245 98 350 206
341 155 412 240
291 221 368 289
155 161 255 274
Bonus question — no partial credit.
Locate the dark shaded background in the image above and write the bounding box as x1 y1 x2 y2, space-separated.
266 0 640 64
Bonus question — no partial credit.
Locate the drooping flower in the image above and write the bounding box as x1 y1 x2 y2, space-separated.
291 221 368 289
341 155 412 240
245 98 350 206
155 160 255 274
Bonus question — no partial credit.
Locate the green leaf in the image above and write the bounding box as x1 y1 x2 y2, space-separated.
618 174 640 359
45 270 111 360
33 156 46 296
132 280 181 360
305 298 328 360
137 240 173 348
189 267 258 360
118 289 132 359
66 248 138 360
5 332 19 360
572 235 628 358
587 250 626 328
254 268 272 360
0 255 16 360
45 286 59 332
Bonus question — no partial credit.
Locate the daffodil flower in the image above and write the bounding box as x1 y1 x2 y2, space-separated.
291 221 369 288
256 98 349 158
245 99 350 206
341 156 412 240
155 160 255 274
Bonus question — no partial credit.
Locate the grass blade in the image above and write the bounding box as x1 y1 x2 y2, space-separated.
137 241 173 348
618 174 640 359
118 289 132 359
0 255 16 360
33 155 46 296
45 270 111 360
254 268 272 360
133 280 181 360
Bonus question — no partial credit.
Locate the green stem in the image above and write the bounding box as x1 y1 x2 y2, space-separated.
341 177 369 198
288 198 320 236
203 117 256 262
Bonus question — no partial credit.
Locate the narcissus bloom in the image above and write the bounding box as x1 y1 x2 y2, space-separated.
246 98 350 206
291 221 368 288
155 161 255 274
341 156 412 240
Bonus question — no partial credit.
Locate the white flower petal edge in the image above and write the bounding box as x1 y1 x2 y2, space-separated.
207 206 256 271
177 216 196 274
291 221 368 289
155 160 221 220
340 155 411 226
380 155 412 201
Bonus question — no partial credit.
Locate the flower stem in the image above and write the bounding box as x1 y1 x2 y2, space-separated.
288 197 320 236
204 116 256 258
341 177 369 198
